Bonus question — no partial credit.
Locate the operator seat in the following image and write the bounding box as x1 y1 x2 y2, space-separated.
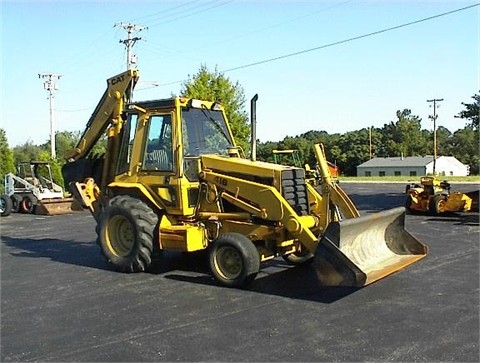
145 147 171 171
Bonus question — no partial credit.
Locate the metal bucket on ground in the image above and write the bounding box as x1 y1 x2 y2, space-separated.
313 207 427 287
34 198 83 215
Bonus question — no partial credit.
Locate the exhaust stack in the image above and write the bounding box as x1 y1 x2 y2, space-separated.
250 94 258 161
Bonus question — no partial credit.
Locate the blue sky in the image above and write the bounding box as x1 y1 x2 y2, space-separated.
1 0 479 147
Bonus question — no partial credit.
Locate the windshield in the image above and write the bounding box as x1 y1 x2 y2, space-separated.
181 107 234 156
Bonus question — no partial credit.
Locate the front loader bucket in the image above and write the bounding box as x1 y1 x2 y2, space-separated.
313 207 427 287
34 198 83 216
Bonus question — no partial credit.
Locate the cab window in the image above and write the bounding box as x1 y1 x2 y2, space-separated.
143 115 174 171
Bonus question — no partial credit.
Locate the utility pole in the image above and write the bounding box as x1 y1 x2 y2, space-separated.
369 126 373 159
39 73 62 159
427 98 444 175
115 22 147 70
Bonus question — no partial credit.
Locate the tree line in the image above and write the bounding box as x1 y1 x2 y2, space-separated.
1 66 478 192
256 109 479 176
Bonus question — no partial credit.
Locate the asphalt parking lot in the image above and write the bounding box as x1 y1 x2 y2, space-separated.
1 182 479 362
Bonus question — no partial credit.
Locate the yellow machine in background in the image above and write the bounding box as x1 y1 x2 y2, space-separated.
405 176 476 215
62 69 427 288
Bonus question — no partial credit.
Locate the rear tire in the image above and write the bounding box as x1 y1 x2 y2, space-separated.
97 195 158 272
10 194 22 213
209 233 260 288
20 195 37 214
1 195 12 217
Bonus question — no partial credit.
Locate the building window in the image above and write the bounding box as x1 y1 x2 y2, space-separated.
379 171 385 177
394 171 401 176
410 171 417 176
365 171 371 177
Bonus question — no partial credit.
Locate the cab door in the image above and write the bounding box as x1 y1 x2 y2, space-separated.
135 112 182 212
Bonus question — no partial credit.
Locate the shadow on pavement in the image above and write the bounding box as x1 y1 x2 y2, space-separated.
163 258 360 304
425 213 479 226
2 234 358 303
347 192 406 213
1 236 106 270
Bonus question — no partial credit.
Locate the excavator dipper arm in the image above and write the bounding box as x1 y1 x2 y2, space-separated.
65 69 139 162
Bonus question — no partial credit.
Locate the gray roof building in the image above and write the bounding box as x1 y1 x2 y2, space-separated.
357 156 469 177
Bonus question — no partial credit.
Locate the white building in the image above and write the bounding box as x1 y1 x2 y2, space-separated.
357 156 470 177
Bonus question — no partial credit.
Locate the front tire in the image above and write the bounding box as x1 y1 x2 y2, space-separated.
97 195 158 272
209 233 260 288
405 195 413 210
431 195 446 215
1 195 12 217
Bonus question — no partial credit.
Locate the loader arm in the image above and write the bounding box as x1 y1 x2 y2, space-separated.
201 170 320 253
65 69 139 161
313 143 360 222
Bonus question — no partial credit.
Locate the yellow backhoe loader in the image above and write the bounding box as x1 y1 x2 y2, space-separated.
62 69 427 288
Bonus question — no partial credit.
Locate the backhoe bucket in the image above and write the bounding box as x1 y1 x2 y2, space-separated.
34 198 82 215
313 207 427 287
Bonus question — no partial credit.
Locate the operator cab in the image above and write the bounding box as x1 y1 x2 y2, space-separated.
121 98 236 179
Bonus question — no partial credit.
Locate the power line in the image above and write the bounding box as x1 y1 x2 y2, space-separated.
138 0 353 65
146 0 234 28
222 3 480 73
130 0 201 22
208 0 354 48
139 2 479 90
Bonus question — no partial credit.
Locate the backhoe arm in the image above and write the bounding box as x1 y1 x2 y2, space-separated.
65 69 139 161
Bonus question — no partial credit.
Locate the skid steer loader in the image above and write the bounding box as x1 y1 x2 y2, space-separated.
62 69 427 288
5 161 78 215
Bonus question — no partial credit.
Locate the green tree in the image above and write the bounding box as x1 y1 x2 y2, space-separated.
456 92 479 130
379 109 427 157
277 136 311 167
336 129 371 176
256 141 279 163
451 126 479 174
0 129 16 192
435 126 454 156
12 140 45 165
180 64 250 153
43 130 81 162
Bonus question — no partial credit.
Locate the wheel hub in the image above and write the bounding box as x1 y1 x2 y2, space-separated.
106 215 135 256
216 246 242 279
